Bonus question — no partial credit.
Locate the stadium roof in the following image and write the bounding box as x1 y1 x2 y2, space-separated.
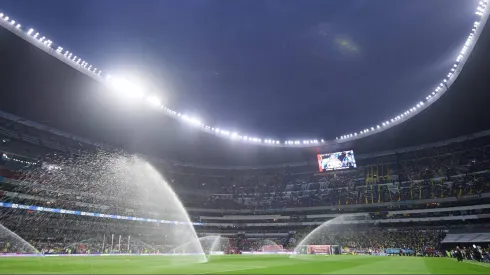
0 1 489 147
1 2 490 166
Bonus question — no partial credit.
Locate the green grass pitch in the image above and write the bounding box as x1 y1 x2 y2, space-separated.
0 255 489 274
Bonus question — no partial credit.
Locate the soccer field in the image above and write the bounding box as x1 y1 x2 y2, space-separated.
0 255 488 274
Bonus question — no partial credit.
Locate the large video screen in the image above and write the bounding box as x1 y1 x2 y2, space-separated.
317 150 357 172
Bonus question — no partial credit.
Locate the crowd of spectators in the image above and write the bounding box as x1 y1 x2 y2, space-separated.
1 127 490 216
448 245 490 262
289 228 447 255
0 226 462 257
179 139 490 210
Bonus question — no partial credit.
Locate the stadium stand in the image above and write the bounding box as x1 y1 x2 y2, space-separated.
1 111 490 256
1 1 490 263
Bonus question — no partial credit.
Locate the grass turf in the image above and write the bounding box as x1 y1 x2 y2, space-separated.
0 255 489 274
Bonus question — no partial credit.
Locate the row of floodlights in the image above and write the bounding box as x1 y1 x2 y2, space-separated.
163 107 330 145
1 1 488 147
0 13 21 29
0 12 102 78
339 1 487 141
2 153 38 166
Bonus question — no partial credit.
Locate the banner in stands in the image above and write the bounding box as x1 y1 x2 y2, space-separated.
385 248 414 254
0 202 202 226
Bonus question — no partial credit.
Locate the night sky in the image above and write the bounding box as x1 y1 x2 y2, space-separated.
0 0 480 139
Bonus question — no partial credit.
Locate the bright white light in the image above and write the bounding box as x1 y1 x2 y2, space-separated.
16 24 20 28
109 77 145 99
145 95 161 108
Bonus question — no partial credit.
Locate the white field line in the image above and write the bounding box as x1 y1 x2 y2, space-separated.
197 266 267 274
460 260 490 268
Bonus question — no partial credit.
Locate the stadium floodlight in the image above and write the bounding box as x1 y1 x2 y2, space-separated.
377 125 380 129
4 16 9 21
109 77 145 99
10 19 14 25
16 24 20 28
145 95 161 108
321 139 324 142
27 28 34 35
0 13 3 18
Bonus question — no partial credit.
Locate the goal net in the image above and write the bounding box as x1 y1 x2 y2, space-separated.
262 244 284 252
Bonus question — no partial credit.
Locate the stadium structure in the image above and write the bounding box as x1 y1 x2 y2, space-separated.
0 2 490 274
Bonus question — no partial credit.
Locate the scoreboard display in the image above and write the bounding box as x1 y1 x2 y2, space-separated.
317 150 357 172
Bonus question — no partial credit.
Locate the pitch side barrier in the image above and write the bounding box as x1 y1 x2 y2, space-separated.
240 251 295 255
0 253 207 258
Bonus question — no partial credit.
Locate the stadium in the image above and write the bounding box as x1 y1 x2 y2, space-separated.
1 1 490 274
